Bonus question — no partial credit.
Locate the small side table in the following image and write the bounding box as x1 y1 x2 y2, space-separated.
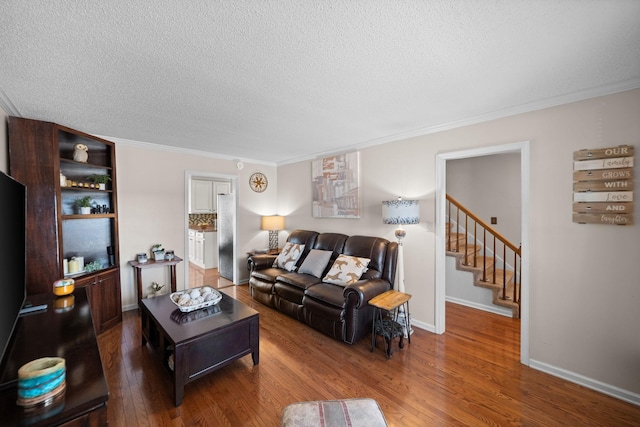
369 290 412 359
129 256 183 305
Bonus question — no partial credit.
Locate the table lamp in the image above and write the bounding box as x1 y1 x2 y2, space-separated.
261 215 285 251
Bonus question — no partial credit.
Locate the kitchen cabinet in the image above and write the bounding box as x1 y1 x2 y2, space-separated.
191 179 214 213
195 231 205 265
191 179 231 213
205 231 219 269
8 117 122 334
190 230 218 269
75 268 121 334
188 229 196 261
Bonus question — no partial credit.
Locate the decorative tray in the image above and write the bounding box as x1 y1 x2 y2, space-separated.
169 286 222 313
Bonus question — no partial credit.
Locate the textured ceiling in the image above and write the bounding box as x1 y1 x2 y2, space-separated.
1 1 639 165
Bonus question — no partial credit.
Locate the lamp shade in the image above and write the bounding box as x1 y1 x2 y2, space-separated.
261 215 285 231
382 198 420 225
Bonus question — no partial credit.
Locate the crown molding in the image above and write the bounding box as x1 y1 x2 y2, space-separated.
99 135 277 167
277 79 640 166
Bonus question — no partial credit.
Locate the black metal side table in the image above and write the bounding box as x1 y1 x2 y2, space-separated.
369 290 412 359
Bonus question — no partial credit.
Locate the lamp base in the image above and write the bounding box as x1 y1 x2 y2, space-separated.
268 230 279 250
395 227 406 241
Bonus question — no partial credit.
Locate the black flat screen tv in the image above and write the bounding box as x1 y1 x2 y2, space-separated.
0 170 26 371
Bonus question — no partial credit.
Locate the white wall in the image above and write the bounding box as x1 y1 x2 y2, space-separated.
447 153 521 243
277 89 640 400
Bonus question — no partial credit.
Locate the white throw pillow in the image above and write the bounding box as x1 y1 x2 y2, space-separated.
322 254 371 286
273 242 305 272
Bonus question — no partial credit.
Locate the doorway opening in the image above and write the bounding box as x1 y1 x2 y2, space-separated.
184 171 237 289
435 141 530 365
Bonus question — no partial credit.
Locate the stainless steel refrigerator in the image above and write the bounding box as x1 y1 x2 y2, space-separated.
217 193 235 281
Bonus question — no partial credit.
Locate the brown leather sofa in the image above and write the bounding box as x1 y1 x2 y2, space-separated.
248 230 398 344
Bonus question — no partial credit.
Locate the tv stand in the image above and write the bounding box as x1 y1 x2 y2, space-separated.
0 288 108 426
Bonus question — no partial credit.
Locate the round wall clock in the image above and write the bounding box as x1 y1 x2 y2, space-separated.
249 172 268 192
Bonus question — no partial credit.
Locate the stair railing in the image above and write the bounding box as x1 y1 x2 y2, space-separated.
446 194 521 309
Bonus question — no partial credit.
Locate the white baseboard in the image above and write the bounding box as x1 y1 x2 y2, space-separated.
410 319 436 334
529 359 640 406
409 297 511 334
123 303 138 312
446 296 512 317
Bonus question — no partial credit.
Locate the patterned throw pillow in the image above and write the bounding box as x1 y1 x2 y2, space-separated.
273 242 305 272
322 254 371 286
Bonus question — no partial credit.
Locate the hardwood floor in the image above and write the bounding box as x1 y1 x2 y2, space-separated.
188 263 231 289
98 284 640 426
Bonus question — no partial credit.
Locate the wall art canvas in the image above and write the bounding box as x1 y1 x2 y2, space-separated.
312 152 360 218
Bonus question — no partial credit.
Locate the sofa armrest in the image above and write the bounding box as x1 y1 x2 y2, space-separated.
247 254 277 272
343 279 391 309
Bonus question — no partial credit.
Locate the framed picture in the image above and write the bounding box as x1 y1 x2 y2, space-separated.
311 152 360 218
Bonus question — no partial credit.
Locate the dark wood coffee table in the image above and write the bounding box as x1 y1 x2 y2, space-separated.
140 291 259 406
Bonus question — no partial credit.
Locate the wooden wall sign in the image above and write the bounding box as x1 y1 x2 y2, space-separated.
573 145 634 225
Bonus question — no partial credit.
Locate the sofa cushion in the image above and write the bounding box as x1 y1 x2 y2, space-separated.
304 282 348 308
274 282 307 306
251 267 284 283
298 249 333 277
322 255 370 286
273 242 305 271
287 230 319 247
312 233 348 253
277 271 323 291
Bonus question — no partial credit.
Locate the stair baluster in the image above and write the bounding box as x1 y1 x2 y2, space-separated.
445 194 521 318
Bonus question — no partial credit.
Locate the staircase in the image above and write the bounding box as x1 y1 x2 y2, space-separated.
446 194 521 318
